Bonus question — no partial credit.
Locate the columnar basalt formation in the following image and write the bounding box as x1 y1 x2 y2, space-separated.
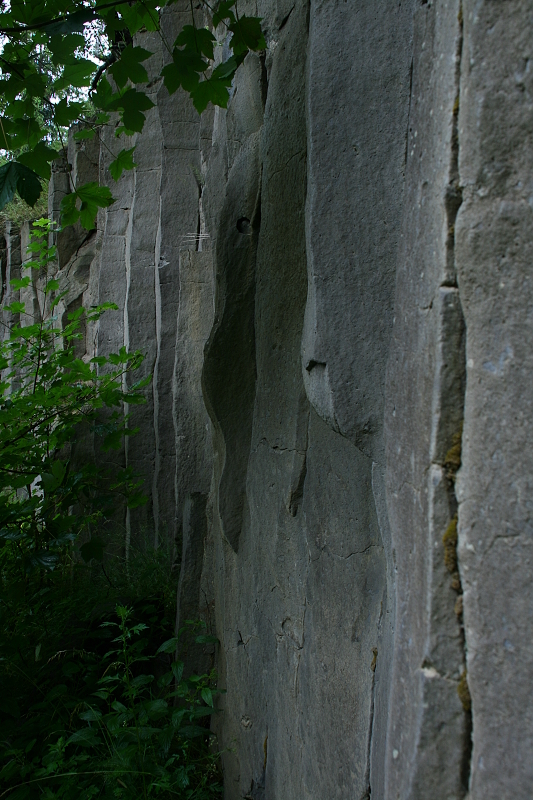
16 1 531 797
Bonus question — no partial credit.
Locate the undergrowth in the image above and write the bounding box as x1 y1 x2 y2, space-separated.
0 220 222 799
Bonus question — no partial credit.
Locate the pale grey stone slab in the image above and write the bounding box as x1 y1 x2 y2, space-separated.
303 0 415 455
385 2 470 798
456 2 533 797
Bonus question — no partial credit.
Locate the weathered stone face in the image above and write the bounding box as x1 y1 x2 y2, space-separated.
41 0 533 797
455 2 533 797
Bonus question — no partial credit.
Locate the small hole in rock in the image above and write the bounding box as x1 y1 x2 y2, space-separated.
237 217 252 234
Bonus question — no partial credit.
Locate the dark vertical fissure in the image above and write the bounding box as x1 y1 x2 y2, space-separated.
442 4 473 793
361 645 379 800
194 170 203 251
195 199 202 252
259 51 269 109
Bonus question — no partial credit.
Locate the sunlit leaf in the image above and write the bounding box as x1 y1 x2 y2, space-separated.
9 277 30 289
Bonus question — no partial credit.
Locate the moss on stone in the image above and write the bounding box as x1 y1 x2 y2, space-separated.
444 424 463 479
451 573 461 592
443 515 458 573
457 670 471 712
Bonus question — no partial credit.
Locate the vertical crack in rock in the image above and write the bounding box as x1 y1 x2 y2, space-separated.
259 52 268 114
362 643 379 800
444 5 464 289
123 167 135 564
1 224 22 354
176 492 209 670
387 3 473 797
368 461 395 800
152 202 163 547
287 448 307 517
172 256 183 555
445 6 473 788
192 165 203 252
427 4 472 795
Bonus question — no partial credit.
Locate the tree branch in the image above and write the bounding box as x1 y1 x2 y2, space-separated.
0 0 146 35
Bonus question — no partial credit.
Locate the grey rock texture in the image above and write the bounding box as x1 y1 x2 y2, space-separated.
455 2 533 798
384 3 470 798
40 0 533 796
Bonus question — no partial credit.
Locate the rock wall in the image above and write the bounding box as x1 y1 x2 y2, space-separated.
35 1 532 797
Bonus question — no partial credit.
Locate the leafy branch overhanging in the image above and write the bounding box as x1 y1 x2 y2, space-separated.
0 1 266 229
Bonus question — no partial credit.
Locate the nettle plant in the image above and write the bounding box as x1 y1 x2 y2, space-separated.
0 603 222 800
0 0 266 229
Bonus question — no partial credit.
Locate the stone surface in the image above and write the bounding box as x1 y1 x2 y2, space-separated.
40 0 533 796
456 2 533 798
304 0 415 454
384 3 470 798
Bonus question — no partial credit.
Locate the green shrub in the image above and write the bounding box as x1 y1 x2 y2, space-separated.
0 218 149 573
0 603 221 800
0 221 222 799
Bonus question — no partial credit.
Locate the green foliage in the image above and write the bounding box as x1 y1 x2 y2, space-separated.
0 597 222 799
0 1 266 226
0 218 148 579
0 162 42 209
109 46 152 89
60 181 115 229
0 221 222 798
109 147 137 181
